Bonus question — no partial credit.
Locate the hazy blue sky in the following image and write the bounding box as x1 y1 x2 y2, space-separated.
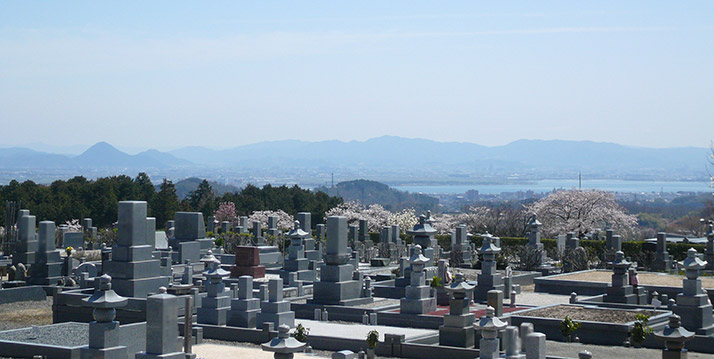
1 2 712 151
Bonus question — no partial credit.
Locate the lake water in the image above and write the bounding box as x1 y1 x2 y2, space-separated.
394 179 712 195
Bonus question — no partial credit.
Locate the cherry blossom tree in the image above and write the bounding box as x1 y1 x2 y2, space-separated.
248 210 293 231
325 201 417 233
527 189 637 238
214 202 237 223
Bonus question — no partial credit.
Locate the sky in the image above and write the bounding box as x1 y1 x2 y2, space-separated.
1 1 713 151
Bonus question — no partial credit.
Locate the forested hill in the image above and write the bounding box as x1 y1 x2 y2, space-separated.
172 177 239 199
317 179 438 212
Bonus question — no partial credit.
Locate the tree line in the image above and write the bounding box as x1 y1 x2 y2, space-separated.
0 173 342 229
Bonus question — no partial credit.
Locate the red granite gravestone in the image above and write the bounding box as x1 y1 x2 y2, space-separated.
231 246 265 278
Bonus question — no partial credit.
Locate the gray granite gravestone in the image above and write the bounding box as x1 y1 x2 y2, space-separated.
358 219 369 242
14 214 37 266
257 278 295 328
310 216 372 306
172 212 212 258
652 232 673 271
28 221 62 285
407 215 437 266
103 201 169 297
135 287 183 359
228 275 261 328
603 251 638 304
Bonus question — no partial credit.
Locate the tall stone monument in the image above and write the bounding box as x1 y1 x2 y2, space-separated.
104 201 169 297
136 287 184 359
652 232 673 271
13 213 37 266
28 221 62 285
310 216 372 306
256 278 295 328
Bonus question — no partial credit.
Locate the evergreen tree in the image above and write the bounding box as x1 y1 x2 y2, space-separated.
151 179 180 229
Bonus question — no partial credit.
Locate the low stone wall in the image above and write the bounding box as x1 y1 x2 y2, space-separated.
0 285 46 304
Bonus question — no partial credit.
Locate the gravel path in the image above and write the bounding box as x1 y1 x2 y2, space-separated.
552 270 714 288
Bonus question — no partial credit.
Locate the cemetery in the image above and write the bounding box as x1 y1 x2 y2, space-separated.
0 200 713 359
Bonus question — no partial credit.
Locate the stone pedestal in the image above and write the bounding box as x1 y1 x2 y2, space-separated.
674 248 714 335
400 245 436 314
439 273 475 348
231 246 266 278
257 278 295 328
228 275 261 328
29 221 63 285
474 233 504 302
604 251 638 304
104 201 169 298
310 216 372 306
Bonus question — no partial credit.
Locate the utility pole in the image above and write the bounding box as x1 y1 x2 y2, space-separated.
578 172 582 190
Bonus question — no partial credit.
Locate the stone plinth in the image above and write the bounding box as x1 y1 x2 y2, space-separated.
231 246 266 278
674 248 714 335
310 216 372 306
104 201 169 298
400 245 436 314
604 251 638 304
228 275 261 328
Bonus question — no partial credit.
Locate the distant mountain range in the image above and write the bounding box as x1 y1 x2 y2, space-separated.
0 142 191 169
0 137 709 176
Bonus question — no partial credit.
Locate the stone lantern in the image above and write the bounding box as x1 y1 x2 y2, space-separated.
400 245 436 314
439 272 476 347
604 251 637 303
654 314 694 359
476 306 507 359
198 254 231 325
475 233 504 301
261 324 306 359
81 274 129 359
200 249 219 269
407 215 437 261
674 248 714 334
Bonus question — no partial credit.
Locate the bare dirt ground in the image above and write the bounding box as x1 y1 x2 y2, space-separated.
0 298 53 331
551 270 714 288
519 305 662 323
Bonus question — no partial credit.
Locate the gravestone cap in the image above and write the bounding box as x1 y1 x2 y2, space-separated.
82 274 128 309
409 245 429 266
479 233 501 254
446 272 474 294
261 324 306 353
528 214 541 227
407 215 437 236
477 306 507 331
680 248 707 270
655 314 694 341
288 220 310 239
